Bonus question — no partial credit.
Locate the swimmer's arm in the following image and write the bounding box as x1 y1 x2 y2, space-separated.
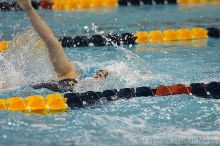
17 0 77 79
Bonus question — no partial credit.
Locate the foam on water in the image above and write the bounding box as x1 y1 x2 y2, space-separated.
73 58 171 92
0 56 22 88
0 27 167 94
1 29 57 89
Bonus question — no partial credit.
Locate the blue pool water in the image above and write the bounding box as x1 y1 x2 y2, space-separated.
0 3 220 146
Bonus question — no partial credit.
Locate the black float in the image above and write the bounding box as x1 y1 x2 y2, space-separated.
64 82 220 109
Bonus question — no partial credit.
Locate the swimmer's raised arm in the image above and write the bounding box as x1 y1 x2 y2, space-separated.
16 0 77 79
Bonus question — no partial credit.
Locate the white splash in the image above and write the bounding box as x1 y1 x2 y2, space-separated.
0 28 57 89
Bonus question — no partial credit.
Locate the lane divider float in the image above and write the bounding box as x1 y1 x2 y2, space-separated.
58 27 220 47
177 0 220 4
119 0 220 5
0 94 68 114
0 1 39 11
1 27 219 52
0 81 219 114
65 81 220 109
0 41 8 52
1 0 219 11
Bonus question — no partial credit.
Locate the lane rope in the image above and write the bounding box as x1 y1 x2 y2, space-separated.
1 0 219 11
0 81 219 114
1 27 219 52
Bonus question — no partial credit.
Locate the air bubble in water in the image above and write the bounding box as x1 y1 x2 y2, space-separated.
3 135 7 139
84 26 89 30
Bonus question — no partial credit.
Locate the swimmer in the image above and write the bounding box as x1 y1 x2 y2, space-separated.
0 0 109 92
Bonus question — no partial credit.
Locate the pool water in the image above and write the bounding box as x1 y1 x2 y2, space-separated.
0 3 220 146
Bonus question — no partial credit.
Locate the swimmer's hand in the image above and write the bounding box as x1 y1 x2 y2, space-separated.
17 0 33 11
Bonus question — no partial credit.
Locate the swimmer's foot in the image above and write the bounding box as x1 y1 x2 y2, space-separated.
94 70 109 80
